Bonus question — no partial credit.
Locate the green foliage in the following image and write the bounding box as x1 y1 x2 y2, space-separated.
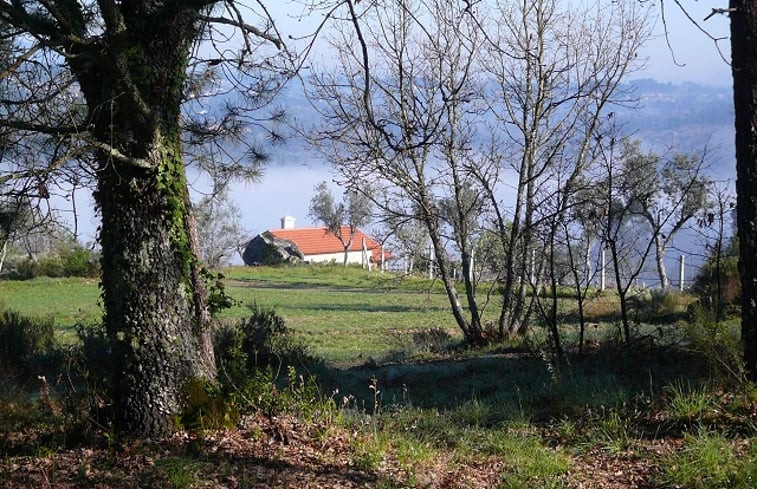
200 269 235 316
3 240 99 280
215 303 315 373
0 308 59 375
178 378 239 431
154 457 208 489
350 434 388 471
58 242 100 278
486 432 570 488
663 380 718 430
657 432 757 489
649 289 691 321
74 322 112 388
595 409 635 453
410 327 454 354
213 305 323 418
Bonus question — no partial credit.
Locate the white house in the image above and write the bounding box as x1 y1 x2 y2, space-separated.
264 216 389 266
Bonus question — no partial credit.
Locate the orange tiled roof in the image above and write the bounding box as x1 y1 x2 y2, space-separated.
268 226 388 261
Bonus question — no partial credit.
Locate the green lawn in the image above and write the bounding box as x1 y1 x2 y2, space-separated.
0 264 694 364
0 265 465 364
220 278 459 364
0 276 102 328
3 265 753 489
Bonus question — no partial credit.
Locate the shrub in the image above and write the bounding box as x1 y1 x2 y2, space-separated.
59 242 100 278
178 378 240 431
1 240 99 279
657 431 757 489
0 308 59 375
411 327 454 353
213 304 322 417
692 236 740 310
627 289 692 324
216 303 315 373
74 322 113 390
683 305 744 384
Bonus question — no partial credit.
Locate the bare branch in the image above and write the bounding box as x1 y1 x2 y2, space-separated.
0 42 41 81
88 141 152 169
198 14 283 49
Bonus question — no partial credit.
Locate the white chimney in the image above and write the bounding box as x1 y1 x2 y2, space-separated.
280 215 296 229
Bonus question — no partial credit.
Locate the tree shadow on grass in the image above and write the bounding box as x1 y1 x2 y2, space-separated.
310 341 713 422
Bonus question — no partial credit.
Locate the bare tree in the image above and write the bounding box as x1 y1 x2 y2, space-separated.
194 187 248 269
308 181 373 266
479 0 650 339
308 0 490 344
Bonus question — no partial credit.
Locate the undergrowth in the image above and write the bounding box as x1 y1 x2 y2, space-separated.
1 296 757 488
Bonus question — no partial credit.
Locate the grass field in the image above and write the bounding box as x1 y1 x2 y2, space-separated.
2 264 756 488
0 264 695 364
0 265 472 364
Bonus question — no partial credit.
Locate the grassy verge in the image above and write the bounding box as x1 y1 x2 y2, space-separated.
1 264 755 488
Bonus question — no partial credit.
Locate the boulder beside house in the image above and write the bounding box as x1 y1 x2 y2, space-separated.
242 231 304 266
243 216 391 268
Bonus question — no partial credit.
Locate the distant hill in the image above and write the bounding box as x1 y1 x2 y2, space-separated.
265 78 736 179
618 79 734 178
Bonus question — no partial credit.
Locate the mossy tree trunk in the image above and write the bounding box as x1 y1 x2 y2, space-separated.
64 2 217 436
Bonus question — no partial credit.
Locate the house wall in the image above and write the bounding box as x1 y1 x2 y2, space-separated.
305 250 366 265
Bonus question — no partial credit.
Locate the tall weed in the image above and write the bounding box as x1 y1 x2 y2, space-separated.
684 305 745 384
658 431 757 489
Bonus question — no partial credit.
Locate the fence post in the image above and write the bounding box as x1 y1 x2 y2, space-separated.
428 242 434 280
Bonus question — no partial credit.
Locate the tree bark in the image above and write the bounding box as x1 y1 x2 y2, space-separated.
731 0 757 380
97 137 213 435
66 3 218 435
654 234 669 290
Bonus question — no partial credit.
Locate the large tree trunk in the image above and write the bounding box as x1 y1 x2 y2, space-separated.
97 136 214 435
67 3 217 436
731 0 757 380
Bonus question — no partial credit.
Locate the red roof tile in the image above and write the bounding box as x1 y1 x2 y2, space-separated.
268 226 389 262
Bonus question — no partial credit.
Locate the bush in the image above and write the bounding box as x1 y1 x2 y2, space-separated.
59 242 100 278
657 431 757 489
74 322 113 390
213 304 322 416
411 327 454 353
0 308 59 375
178 378 240 431
627 289 692 324
692 236 740 311
2 240 100 279
216 303 315 373
683 305 744 384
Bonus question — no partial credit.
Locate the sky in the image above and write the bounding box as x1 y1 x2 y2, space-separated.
265 1 734 86
639 1 731 86
68 1 736 250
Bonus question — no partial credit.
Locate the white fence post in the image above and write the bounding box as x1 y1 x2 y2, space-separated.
428 242 434 280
